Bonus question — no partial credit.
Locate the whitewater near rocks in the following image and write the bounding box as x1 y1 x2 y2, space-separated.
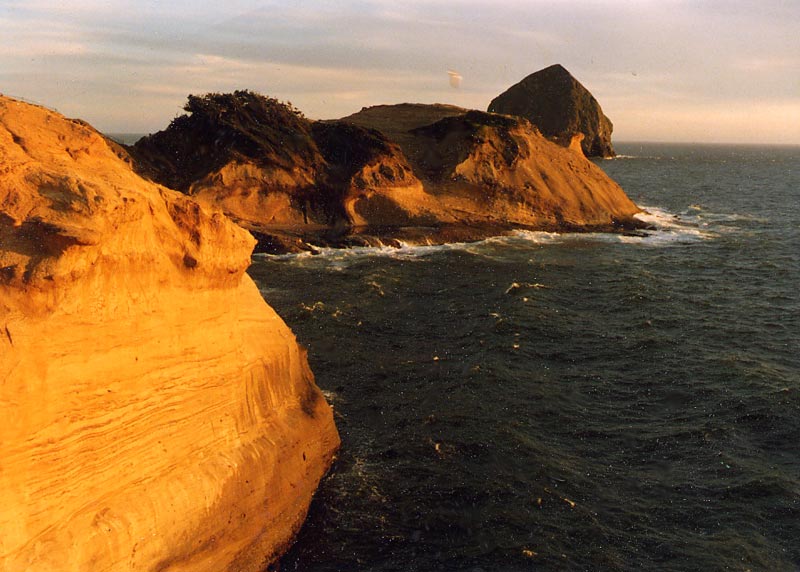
130 91 642 253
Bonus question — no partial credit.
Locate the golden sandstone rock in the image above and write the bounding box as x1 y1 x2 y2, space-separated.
0 95 339 571
130 93 642 253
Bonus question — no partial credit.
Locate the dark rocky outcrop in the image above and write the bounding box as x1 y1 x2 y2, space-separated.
130 91 640 252
132 90 322 192
488 64 616 158
130 92 427 236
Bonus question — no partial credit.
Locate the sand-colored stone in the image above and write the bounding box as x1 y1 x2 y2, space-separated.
343 105 639 229
0 95 339 571
131 94 641 252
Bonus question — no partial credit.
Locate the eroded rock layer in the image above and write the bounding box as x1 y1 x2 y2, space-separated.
0 95 339 572
131 93 641 252
342 104 638 229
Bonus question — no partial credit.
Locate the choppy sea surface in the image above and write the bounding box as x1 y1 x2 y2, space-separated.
247 143 800 571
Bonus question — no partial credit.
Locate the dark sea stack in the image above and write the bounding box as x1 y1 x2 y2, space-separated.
488 64 616 158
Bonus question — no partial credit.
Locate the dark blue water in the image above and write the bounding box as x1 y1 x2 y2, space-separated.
247 143 800 571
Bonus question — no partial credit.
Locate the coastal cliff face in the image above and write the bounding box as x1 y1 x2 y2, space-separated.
488 64 616 158
132 91 430 236
0 95 339 571
131 91 323 229
131 93 640 252
309 120 432 228
342 104 638 229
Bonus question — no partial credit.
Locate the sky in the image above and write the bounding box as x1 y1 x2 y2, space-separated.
1 0 798 144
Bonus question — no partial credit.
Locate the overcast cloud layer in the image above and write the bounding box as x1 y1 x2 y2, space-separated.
1 0 798 143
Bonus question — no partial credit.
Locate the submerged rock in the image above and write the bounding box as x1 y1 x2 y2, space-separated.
0 95 339 571
488 64 616 158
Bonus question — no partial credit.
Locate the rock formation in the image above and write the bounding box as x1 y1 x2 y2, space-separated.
131 92 640 253
487 64 616 158
0 95 339 571
131 91 436 251
132 91 325 228
344 104 635 229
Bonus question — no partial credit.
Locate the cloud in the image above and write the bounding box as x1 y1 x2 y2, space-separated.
0 15 90 58
3 0 118 14
1 0 798 141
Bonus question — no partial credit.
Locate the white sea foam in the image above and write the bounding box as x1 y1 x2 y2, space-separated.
253 203 754 263
500 206 719 247
320 389 339 405
254 240 478 269
630 205 717 245
604 154 639 160
601 154 663 161
679 205 767 225
631 204 766 243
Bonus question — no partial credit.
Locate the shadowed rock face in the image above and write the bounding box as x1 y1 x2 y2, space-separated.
132 90 323 193
342 104 638 230
130 92 426 236
488 64 616 158
131 92 639 253
309 120 425 227
0 94 339 572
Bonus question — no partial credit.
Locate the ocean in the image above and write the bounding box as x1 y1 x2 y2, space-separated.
247 142 800 571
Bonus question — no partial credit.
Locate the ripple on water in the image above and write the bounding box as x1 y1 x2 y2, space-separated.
268 144 800 571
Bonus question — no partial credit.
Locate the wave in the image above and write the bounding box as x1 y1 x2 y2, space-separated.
254 240 478 269
510 226 711 248
628 205 718 245
254 204 761 263
631 204 767 244
679 204 768 225
505 206 723 246
601 154 663 161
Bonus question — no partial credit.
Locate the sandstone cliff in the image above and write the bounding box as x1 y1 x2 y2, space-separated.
0 95 339 571
131 92 640 252
344 104 637 229
131 92 431 242
488 64 616 158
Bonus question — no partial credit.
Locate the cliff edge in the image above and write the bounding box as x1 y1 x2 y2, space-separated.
488 64 616 158
0 95 339 571
131 91 433 251
343 104 636 229
131 93 640 252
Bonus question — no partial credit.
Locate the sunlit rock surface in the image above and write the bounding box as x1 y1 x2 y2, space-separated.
131 93 640 253
343 104 637 228
0 94 339 572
